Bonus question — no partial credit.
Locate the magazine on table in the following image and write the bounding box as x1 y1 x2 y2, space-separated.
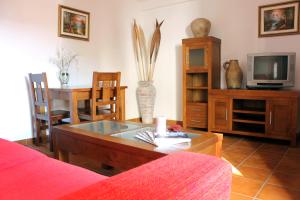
135 131 191 147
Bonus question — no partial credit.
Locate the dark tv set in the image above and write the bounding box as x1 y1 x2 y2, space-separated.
247 52 295 89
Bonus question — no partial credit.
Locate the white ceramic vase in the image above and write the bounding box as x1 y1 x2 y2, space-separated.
137 81 156 124
59 69 69 88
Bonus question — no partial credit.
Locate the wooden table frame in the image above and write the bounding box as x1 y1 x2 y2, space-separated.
49 86 127 124
53 122 223 171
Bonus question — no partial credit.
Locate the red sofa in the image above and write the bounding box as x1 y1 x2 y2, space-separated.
0 138 231 200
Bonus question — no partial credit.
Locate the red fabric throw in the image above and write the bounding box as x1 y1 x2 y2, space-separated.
61 152 232 200
0 139 107 200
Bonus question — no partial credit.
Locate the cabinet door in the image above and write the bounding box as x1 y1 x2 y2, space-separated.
184 45 209 71
266 99 292 137
210 97 231 131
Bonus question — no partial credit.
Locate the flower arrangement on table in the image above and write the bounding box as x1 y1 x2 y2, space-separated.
50 48 78 87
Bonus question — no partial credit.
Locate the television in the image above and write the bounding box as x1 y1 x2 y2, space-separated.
247 52 295 89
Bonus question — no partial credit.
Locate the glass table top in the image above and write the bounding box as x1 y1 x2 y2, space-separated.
111 127 200 143
71 120 202 148
71 120 144 135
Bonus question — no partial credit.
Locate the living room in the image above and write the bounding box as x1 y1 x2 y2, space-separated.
0 0 299 199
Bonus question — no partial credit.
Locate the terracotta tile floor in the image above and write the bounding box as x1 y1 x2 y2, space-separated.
223 135 300 200
24 134 300 200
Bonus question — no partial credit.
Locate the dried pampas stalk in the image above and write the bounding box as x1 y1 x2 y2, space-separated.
133 20 146 81
149 19 164 81
132 19 163 81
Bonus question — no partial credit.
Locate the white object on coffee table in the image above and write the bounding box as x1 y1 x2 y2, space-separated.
156 116 167 136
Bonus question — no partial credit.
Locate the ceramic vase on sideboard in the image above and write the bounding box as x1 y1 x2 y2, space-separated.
137 81 156 124
223 60 243 89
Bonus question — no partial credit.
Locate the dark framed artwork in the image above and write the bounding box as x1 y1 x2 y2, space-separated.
258 1 300 37
58 5 90 41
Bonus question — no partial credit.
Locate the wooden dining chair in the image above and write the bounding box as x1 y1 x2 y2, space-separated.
29 73 69 151
79 72 121 121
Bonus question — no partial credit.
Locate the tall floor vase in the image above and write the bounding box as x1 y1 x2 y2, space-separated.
137 81 156 124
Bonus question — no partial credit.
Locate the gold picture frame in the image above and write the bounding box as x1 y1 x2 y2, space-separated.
258 1 300 37
58 5 90 41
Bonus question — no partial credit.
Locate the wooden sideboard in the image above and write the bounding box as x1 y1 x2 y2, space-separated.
208 89 300 146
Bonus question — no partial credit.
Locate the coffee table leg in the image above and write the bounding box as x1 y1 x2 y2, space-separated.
58 150 69 163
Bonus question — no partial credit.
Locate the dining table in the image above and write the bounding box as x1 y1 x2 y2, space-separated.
49 86 127 124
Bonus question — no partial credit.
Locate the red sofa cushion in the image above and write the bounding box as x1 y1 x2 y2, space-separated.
0 139 45 170
0 139 107 200
61 152 232 200
0 139 231 200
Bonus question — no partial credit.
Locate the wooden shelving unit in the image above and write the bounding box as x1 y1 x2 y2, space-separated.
232 119 266 125
233 110 266 115
186 86 209 90
231 98 267 133
182 37 221 129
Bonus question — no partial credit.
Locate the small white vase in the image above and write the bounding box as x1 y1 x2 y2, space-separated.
59 70 69 88
137 81 156 124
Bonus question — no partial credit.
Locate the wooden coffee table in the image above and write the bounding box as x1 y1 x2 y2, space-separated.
53 120 223 171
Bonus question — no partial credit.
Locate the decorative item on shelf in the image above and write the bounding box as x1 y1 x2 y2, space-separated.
133 19 164 124
50 48 78 88
191 18 211 38
258 1 300 37
223 60 243 89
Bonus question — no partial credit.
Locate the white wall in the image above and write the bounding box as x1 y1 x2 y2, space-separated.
140 0 300 121
1 0 299 141
0 0 140 141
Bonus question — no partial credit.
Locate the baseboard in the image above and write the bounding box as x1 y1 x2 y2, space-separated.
127 118 183 126
15 138 34 145
16 134 47 145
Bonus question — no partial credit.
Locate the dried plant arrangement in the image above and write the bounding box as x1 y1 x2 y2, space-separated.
133 19 164 81
49 48 78 72
49 48 78 86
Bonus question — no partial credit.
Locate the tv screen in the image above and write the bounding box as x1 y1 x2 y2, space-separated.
253 56 288 80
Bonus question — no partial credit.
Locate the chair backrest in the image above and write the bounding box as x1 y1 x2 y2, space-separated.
91 72 121 121
28 73 51 121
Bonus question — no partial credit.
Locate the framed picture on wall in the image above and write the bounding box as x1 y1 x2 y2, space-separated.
58 5 90 41
258 1 300 37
